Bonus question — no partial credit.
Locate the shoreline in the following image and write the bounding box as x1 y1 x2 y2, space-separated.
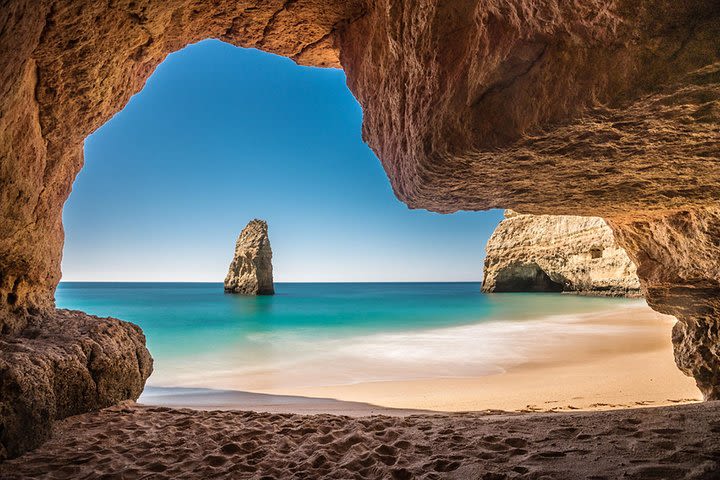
141 303 702 413
139 386 433 417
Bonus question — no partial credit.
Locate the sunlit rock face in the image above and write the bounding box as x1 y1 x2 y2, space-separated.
0 310 152 460
0 0 719 456
224 220 275 296
483 211 641 296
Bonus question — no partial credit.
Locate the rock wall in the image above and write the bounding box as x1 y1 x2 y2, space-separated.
482 211 641 297
1 0 719 456
224 220 275 296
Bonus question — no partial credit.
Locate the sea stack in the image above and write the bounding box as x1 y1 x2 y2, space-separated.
224 219 275 295
482 210 641 297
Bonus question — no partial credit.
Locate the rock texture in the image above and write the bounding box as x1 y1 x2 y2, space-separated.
0 310 152 460
0 0 719 455
339 1 720 216
224 220 274 296
483 211 641 297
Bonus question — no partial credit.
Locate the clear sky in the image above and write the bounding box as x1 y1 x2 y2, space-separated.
61 39 504 282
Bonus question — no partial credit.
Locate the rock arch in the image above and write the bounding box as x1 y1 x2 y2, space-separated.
1 0 719 457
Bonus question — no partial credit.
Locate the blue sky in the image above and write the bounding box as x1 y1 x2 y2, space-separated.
61 40 503 282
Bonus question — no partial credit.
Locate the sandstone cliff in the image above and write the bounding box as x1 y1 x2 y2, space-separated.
482 211 641 297
224 220 274 296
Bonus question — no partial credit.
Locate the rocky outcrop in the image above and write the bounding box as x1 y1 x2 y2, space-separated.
224 220 274 296
672 318 720 401
0 309 152 460
0 0 719 455
609 208 720 400
483 211 641 297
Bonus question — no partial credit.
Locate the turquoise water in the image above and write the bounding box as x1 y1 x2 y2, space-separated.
56 282 643 390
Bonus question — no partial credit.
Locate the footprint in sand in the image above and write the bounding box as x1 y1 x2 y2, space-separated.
504 437 529 448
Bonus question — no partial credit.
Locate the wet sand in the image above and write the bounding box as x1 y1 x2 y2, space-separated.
140 386 431 416
284 311 702 412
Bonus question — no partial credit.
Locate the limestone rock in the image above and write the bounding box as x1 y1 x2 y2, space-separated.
482 211 641 297
0 309 153 460
224 220 274 296
672 318 720 401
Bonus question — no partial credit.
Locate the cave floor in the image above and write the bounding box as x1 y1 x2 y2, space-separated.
2 401 719 479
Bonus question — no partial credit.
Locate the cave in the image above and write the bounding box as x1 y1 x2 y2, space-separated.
1 0 719 460
491 262 565 293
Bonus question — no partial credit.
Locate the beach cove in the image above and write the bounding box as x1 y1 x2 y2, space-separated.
57 282 701 413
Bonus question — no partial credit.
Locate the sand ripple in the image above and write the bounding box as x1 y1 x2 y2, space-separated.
2 402 719 479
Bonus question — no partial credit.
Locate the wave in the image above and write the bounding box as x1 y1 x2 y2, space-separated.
148 303 656 391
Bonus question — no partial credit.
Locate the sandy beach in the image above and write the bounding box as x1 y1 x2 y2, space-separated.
2 299 712 479
140 303 702 413
4 300 711 479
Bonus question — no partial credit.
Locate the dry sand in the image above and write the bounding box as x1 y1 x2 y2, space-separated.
2 401 719 479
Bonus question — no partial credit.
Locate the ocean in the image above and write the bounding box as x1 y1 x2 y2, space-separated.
56 282 644 393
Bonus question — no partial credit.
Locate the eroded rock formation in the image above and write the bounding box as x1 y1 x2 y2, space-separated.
0 310 152 460
1 0 719 456
224 220 274 296
340 1 720 216
483 211 641 296
609 208 720 400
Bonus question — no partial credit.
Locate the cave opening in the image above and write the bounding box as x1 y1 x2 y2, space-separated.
62 39 502 284
57 38 517 408
491 261 565 293
2 0 717 466
53 38 701 420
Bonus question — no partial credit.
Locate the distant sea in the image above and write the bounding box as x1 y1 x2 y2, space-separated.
56 282 643 392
